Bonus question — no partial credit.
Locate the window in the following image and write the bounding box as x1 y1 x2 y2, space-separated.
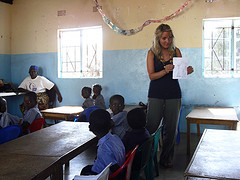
58 26 102 78
203 18 240 78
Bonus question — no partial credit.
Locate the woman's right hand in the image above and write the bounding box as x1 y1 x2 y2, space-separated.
164 64 174 73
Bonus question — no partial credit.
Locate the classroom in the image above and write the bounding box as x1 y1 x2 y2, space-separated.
0 0 240 179
1 0 240 132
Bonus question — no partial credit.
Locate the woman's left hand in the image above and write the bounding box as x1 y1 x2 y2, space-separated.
187 66 194 75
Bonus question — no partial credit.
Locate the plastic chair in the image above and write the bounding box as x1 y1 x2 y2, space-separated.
0 125 22 144
130 136 154 180
22 118 45 134
176 107 183 144
109 145 138 180
29 118 45 133
145 126 162 179
73 162 112 180
74 106 100 122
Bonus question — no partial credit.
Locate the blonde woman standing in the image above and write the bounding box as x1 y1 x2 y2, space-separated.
146 24 193 168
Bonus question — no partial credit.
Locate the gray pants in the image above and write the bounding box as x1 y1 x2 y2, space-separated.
146 98 181 164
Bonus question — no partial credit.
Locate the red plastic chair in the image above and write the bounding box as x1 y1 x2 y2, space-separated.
109 145 139 180
23 118 45 133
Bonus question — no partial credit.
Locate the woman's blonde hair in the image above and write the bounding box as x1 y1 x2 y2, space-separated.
150 24 176 59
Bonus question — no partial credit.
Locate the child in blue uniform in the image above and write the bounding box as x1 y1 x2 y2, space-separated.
21 92 42 130
122 108 151 153
109 95 129 139
92 84 106 109
0 97 20 129
81 86 94 109
81 109 125 175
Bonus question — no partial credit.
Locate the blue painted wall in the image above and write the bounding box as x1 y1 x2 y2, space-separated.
0 54 11 82
6 48 240 132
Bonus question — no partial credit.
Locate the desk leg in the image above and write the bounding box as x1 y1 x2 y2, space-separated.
197 124 200 136
232 122 237 130
65 161 70 167
187 119 191 155
51 164 63 180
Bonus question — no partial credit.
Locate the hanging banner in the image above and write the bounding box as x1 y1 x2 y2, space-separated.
93 0 191 36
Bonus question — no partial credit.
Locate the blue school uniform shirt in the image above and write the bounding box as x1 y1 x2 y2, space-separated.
91 132 125 174
0 112 20 128
82 98 94 109
23 105 42 124
93 94 106 109
111 111 129 139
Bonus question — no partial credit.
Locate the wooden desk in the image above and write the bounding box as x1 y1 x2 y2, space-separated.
124 105 143 112
0 122 97 180
107 105 144 114
40 106 84 121
0 92 25 97
0 154 61 180
184 129 240 179
186 106 239 155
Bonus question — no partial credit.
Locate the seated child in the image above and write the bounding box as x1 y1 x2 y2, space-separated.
122 108 151 153
81 109 125 175
21 92 42 130
92 84 106 109
109 94 129 139
0 97 20 129
81 86 94 109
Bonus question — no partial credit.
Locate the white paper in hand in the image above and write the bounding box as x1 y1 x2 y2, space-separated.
173 57 188 79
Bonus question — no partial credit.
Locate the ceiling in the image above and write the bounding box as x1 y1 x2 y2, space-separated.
0 0 13 4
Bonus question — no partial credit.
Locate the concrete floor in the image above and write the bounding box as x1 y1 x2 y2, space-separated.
60 132 202 180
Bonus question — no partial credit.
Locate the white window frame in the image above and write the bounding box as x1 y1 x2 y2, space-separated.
58 26 103 78
203 17 240 78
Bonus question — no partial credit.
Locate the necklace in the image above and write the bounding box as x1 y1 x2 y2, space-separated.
159 55 173 65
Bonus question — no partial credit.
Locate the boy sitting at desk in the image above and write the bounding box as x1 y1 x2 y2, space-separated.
122 108 150 153
81 86 94 109
92 84 106 109
109 94 129 139
21 92 42 130
80 109 125 175
0 97 21 129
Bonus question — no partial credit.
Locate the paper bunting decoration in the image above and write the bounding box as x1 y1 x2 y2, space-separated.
93 0 192 36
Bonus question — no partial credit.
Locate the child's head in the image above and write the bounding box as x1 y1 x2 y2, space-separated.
109 95 125 115
81 86 92 99
127 108 147 129
23 92 37 110
89 109 112 138
0 97 7 113
92 84 102 96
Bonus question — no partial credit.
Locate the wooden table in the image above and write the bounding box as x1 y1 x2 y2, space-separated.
0 92 25 97
107 105 144 114
185 177 215 180
184 129 240 179
124 105 143 112
186 106 239 154
0 154 61 180
40 106 84 121
0 121 97 180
